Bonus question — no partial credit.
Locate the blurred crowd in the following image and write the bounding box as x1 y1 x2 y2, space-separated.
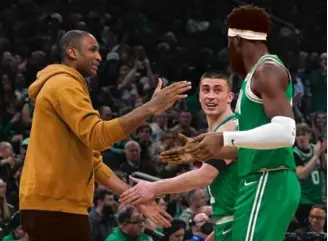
0 0 326 240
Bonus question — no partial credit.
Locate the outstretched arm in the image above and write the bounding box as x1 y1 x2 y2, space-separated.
120 164 218 205
152 164 218 194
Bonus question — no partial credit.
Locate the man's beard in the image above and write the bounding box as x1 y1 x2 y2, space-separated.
229 46 247 78
103 205 115 215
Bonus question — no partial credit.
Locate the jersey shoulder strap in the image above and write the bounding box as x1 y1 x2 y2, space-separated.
212 113 237 132
245 54 291 103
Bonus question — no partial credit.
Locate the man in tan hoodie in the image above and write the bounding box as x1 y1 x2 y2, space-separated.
19 30 191 241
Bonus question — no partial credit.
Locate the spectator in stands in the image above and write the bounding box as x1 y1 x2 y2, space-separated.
0 179 14 227
179 189 208 229
308 52 327 113
0 143 16 195
295 206 326 235
149 113 168 142
98 106 113 121
188 213 213 241
198 206 213 221
135 123 153 162
163 218 186 241
89 190 118 241
105 205 151 241
120 140 143 176
294 123 326 226
116 61 142 107
0 0 325 240
312 111 327 142
19 139 29 162
170 111 197 138
1 212 29 241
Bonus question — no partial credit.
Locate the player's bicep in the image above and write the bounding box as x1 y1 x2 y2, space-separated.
262 88 293 120
253 63 294 120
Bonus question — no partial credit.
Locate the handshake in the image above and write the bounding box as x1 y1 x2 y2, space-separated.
120 132 229 227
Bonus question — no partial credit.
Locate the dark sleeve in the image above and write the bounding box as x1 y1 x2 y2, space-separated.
206 159 227 171
89 218 101 241
294 152 304 167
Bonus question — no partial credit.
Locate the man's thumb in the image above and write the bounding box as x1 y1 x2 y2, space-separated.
154 78 162 94
129 176 142 184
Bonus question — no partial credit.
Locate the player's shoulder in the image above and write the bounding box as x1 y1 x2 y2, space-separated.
215 119 237 132
254 60 288 81
252 61 289 94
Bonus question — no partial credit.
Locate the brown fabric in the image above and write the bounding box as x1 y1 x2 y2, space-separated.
21 210 92 241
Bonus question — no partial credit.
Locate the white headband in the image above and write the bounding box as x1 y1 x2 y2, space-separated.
228 28 267 40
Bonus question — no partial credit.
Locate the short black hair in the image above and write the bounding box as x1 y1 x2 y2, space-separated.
93 189 113 206
200 71 232 91
117 205 138 224
227 5 270 34
58 30 89 61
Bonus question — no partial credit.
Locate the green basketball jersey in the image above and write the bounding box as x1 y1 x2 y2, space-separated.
294 145 323 204
207 113 239 220
234 54 296 177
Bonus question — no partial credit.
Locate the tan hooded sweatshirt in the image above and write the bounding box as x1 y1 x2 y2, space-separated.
19 64 126 215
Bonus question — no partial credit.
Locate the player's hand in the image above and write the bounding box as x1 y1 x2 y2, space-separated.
120 176 156 205
138 201 172 228
185 132 224 161
147 80 191 114
160 133 200 164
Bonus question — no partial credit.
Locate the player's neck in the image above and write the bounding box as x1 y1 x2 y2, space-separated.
207 108 233 131
243 43 269 73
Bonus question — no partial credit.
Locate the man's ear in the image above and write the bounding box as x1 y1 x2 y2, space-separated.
67 47 78 60
228 92 234 104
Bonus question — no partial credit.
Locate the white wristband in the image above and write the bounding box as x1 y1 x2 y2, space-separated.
223 116 296 149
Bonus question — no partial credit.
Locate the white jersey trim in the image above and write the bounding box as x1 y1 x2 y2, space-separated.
245 56 291 105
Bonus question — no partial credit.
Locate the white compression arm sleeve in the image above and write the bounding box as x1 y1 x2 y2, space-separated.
223 116 296 149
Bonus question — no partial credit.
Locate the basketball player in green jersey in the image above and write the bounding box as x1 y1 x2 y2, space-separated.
161 5 301 241
120 72 239 241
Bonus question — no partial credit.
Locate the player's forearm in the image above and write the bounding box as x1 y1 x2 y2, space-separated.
297 155 319 179
152 169 212 195
118 104 154 136
215 147 238 160
103 174 131 195
223 116 295 149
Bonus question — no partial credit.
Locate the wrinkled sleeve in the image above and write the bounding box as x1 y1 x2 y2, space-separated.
93 151 113 185
55 83 126 151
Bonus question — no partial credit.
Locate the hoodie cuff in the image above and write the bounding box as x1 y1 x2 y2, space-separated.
95 162 113 186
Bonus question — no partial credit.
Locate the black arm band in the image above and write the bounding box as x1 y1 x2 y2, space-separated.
206 159 227 170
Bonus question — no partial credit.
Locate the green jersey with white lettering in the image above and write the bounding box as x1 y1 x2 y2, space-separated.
207 113 239 220
294 145 323 204
234 54 296 177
